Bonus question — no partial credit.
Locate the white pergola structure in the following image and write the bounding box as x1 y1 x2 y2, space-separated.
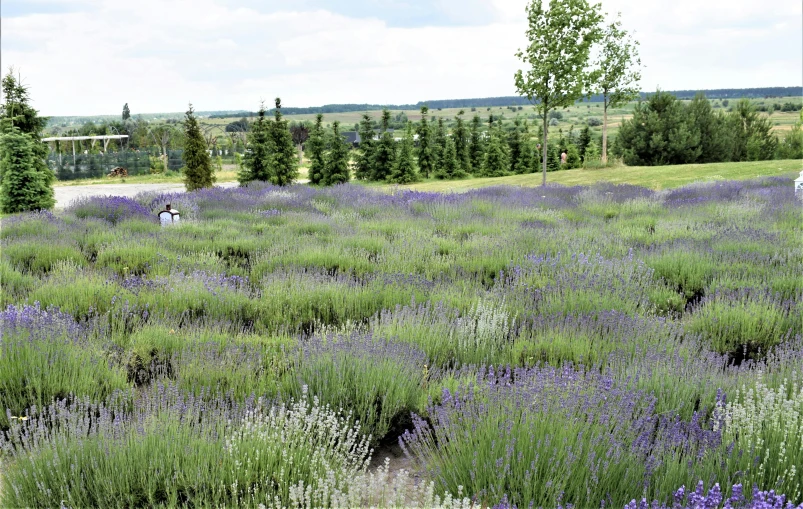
41 135 129 167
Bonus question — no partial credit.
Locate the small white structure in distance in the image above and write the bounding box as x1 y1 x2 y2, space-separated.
795 170 803 196
159 204 180 226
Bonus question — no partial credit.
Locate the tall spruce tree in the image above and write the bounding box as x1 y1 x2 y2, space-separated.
508 118 523 173
389 121 419 184
434 136 466 180
182 103 215 191
372 109 396 181
239 103 272 185
0 70 54 200
481 118 510 177
432 117 447 172
307 113 326 185
323 121 350 185
268 98 298 186
515 0 604 185
0 127 55 213
122 103 131 121
416 106 435 178
469 114 485 172
354 114 375 180
577 125 592 160
514 121 536 174
453 110 471 174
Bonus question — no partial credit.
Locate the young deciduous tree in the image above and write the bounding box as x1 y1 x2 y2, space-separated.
354 114 375 180
593 13 641 163
416 106 435 178
0 127 55 213
469 114 485 172
372 109 396 181
307 113 326 185
453 110 471 175
182 103 215 191
268 98 299 186
388 121 419 184
289 121 310 164
514 0 603 185
323 121 350 185
239 103 272 185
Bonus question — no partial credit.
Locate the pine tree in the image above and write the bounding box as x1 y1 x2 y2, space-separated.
372 109 396 181
182 103 215 191
481 118 510 178
507 118 523 173
354 114 375 180
416 106 435 178
1 70 54 195
122 103 131 121
514 121 536 174
432 117 447 172
307 113 326 185
577 125 592 160
389 122 419 184
453 110 471 174
469 114 485 173
323 121 350 185
268 98 299 186
239 103 272 185
0 127 55 213
434 136 466 180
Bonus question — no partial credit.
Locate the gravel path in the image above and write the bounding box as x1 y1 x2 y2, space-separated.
53 182 240 209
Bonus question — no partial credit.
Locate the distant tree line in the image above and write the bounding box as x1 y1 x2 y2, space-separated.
613 92 803 165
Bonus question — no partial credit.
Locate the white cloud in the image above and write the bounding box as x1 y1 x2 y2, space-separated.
1 0 800 116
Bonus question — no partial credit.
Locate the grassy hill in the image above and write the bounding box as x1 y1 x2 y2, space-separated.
375 159 803 192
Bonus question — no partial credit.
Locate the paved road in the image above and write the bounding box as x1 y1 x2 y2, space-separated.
53 182 240 209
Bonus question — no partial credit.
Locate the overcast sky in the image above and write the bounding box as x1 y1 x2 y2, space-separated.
2 0 801 116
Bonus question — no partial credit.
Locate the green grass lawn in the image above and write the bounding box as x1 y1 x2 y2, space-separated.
375 159 803 192
52 165 310 187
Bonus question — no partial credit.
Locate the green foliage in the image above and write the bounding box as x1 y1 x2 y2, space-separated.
776 111 803 159
353 113 375 180
322 121 350 185
182 104 215 191
416 106 435 178
469 114 485 172
481 119 511 177
515 0 603 181
433 117 447 172
307 113 326 185
731 99 778 162
388 122 419 184
513 121 536 174
122 103 131 121
434 136 466 180
372 109 396 181
453 110 471 175
0 128 56 213
267 98 299 186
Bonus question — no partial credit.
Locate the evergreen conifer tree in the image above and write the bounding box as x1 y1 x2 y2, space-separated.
0 127 55 213
434 136 466 180
307 113 326 185
1 70 55 199
481 118 510 178
514 121 536 174
416 106 435 178
388 122 419 184
372 109 396 181
268 98 298 186
354 114 375 180
578 125 592 160
239 103 273 185
508 118 523 173
469 114 485 172
182 103 215 191
432 117 447 172
323 121 350 185
122 103 131 121
453 110 471 174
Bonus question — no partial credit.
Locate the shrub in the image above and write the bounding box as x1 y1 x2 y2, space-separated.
587 117 602 126
67 195 155 225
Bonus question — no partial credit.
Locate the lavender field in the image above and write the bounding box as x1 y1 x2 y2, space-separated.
1 177 801 509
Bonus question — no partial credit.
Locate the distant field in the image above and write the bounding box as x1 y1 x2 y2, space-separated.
374 159 803 192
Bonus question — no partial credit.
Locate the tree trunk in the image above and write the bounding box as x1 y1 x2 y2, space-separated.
298 144 303 164
542 112 549 186
602 97 608 164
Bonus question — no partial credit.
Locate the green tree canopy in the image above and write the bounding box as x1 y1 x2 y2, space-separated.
388 121 419 184
416 106 435 178
514 0 603 185
481 118 511 178
323 120 350 185
434 136 466 180
268 98 299 186
354 113 376 180
307 113 326 185
239 103 273 185
182 103 215 191
0 127 55 213
469 114 485 172
372 109 396 181
122 103 131 121
453 110 471 175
